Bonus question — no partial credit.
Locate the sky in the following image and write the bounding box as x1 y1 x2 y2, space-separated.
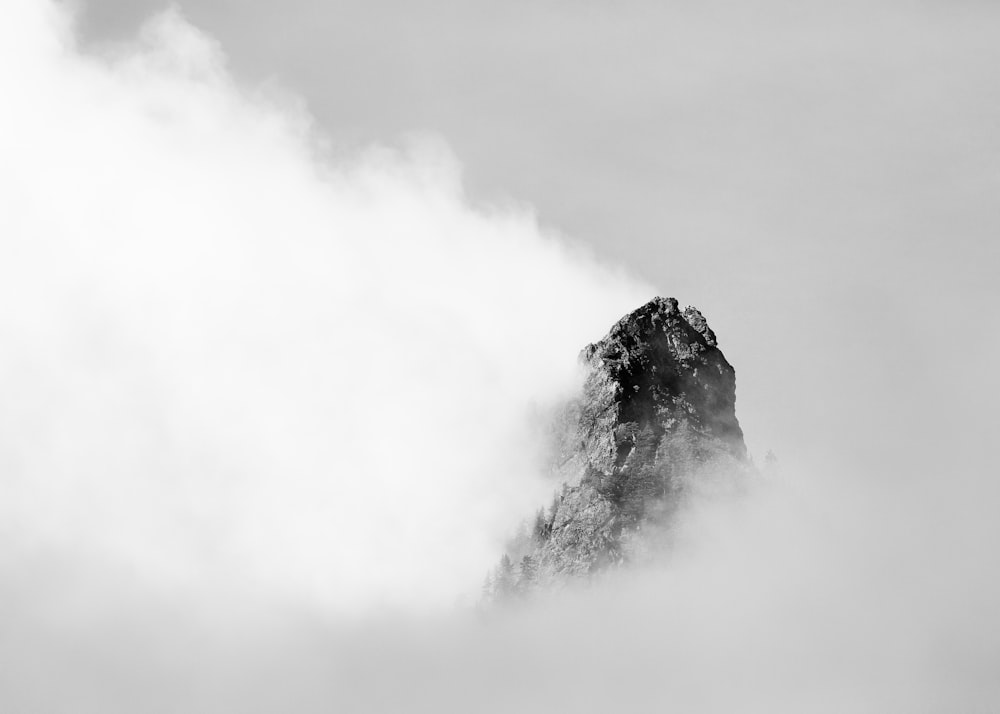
1 0 999 711
79 0 1000 467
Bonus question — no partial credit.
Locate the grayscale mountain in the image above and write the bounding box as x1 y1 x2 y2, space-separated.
486 297 750 600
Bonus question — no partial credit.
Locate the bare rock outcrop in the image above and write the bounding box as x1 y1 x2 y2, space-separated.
487 297 749 597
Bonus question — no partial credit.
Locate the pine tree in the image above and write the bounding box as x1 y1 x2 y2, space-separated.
518 554 538 594
548 490 562 524
481 572 495 604
494 553 515 600
532 507 549 541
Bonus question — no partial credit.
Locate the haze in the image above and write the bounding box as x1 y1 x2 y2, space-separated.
0 0 998 711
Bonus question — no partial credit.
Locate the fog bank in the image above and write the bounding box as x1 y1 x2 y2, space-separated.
0 0 648 614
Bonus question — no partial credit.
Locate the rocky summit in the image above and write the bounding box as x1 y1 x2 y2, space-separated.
486 297 749 599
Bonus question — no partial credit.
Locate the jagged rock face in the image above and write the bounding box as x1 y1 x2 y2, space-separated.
494 297 748 590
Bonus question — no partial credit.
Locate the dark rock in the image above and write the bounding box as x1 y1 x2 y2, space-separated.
487 297 749 596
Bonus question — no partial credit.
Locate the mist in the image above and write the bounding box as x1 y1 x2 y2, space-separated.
0 0 656 612
1 1 999 711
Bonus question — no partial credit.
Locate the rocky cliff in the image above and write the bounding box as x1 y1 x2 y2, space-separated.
487 297 748 597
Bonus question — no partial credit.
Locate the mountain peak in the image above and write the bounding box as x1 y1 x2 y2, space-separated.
582 296 717 363
580 297 744 457
486 297 749 598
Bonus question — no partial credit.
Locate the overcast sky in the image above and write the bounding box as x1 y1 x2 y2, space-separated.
77 0 1000 469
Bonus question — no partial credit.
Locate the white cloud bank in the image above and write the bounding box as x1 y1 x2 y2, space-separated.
0 0 648 614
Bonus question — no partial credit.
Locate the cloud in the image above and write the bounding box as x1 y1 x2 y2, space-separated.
0 0 649 615
6 458 999 713
2 3 999 713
